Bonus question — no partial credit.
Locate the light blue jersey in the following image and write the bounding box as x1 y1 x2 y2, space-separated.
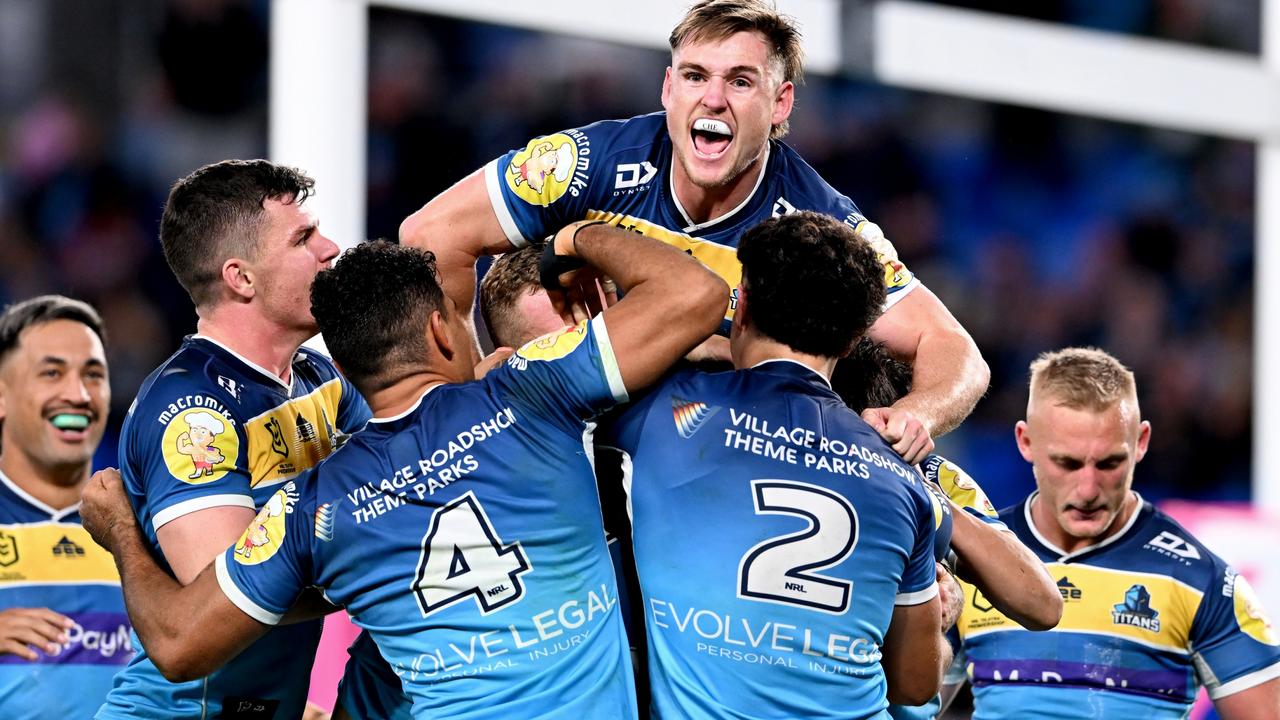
217 317 636 719
604 360 938 720
100 336 370 719
0 471 133 719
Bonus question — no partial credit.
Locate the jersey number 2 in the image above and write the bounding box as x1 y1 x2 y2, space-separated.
412 491 531 617
738 479 859 614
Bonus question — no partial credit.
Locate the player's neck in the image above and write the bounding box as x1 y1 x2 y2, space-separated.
733 331 836 381
196 309 308 384
0 450 88 512
672 155 766 225
365 371 455 420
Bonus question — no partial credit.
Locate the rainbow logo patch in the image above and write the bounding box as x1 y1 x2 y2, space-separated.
315 503 335 542
672 397 720 439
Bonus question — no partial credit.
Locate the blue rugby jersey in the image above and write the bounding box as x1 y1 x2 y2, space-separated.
603 359 938 720
958 494 1280 719
217 316 636 720
99 335 370 720
485 112 919 333
0 471 133 718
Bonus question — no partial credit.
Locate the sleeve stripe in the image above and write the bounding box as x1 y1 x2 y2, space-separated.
591 315 629 404
484 159 528 248
153 494 255 531
1207 659 1280 699
215 553 284 626
882 277 921 313
895 581 939 606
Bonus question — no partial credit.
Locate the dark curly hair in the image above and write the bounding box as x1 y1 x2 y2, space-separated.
161 159 315 308
310 240 444 393
736 211 885 358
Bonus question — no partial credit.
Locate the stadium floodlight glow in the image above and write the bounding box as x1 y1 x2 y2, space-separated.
271 0 1280 510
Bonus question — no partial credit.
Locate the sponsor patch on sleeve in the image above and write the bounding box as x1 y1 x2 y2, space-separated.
513 320 589 363
505 133 579 206
232 484 299 566
162 406 240 484
1233 574 1280 645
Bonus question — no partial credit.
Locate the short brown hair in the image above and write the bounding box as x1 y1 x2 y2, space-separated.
1029 347 1137 413
160 159 315 308
670 0 803 139
480 244 545 349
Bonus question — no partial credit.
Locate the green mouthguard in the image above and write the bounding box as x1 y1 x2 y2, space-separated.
51 414 90 430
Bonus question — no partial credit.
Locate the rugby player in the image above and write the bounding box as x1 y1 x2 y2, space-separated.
80 223 728 719
400 0 988 465
0 296 129 717
96 160 372 719
956 347 1280 719
600 211 946 718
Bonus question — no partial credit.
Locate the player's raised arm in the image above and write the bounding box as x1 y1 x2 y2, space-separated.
542 220 728 393
864 282 989 444
80 469 269 682
399 169 511 321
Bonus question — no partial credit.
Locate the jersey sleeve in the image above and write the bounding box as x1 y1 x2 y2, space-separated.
922 454 1008 532
484 123 600 247
897 485 940 606
214 480 314 625
123 372 255 534
491 315 628 436
1188 565 1280 699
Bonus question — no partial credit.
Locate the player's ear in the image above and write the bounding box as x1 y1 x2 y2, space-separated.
1014 420 1034 462
661 66 674 109
772 80 794 127
222 258 255 300
429 310 455 362
1134 420 1152 464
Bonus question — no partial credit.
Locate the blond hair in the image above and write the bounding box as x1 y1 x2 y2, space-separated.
670 0 803 139
1029 347 1138 412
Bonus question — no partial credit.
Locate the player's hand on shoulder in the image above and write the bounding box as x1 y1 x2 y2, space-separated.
936 563 963 631
80 467 138 554
0 607 73 660
475 347 515 379
685 335 731 364
861 406 935 465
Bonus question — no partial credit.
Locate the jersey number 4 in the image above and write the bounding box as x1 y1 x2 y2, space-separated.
412 491 532 617
738 479 859 614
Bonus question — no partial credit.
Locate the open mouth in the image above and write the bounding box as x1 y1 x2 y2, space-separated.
48 412 94 441
691 118 733 159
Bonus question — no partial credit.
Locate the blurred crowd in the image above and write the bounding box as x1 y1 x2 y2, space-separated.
0 0 1259 506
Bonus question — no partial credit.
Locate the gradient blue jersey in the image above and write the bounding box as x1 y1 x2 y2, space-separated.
958 494 1280 719
217 316 636 720
0 471 133 719
604 360 939 720
486 112 919 332
101 336 370 719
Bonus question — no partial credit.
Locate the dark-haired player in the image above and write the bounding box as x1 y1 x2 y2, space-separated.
602 211 946 718
402 0 988 466
0 295 130 717
98 160 372 719
80 223 727 719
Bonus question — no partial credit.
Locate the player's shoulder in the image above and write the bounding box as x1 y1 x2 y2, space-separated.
768 139 861 220
1127 503 1230 584
126 338 241 426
